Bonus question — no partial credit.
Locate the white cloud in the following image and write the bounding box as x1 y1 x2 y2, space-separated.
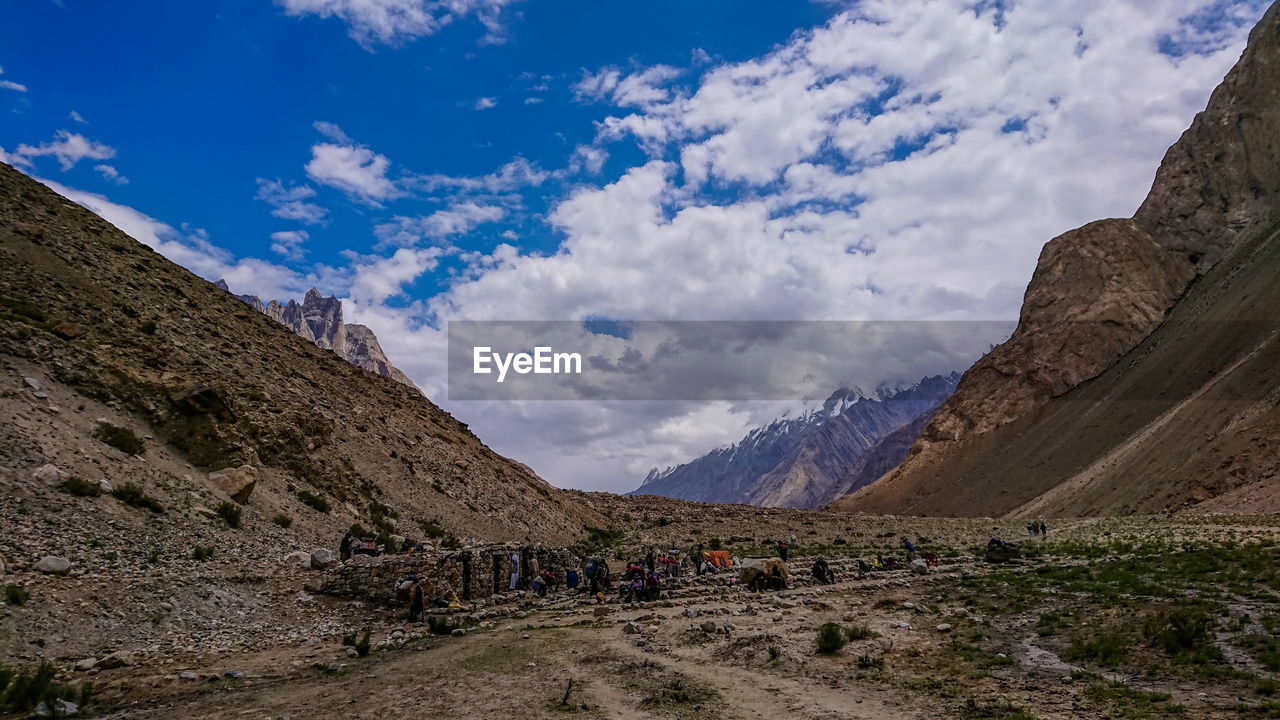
409 156 549 194
346 247 443 303
94 164 128 185
306 140 403 205
13 130 115 171
473 96 497 110
276 0 519 48
255 178 329 224
69 110 87 124
0 66 26 92
375 202 506 247
575 65 683 109
270 229 310 260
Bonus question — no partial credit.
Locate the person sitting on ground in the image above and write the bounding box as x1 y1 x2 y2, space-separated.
531 572 549 597
811 557 836 585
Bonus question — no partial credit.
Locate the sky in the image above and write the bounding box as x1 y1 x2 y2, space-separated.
0 0 1272 492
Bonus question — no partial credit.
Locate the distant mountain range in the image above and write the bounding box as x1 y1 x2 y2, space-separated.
215 282 417 390
632 373 959 508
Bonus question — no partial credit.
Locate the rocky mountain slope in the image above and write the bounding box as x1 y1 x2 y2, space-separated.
633 374 958 508
836 3 1280 517
0 162 604 550
216 282 417 389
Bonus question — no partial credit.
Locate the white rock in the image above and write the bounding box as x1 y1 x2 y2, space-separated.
206 465 257 504
283 551 312 569
23 377 41 390
936 623 953 633
36 556 72 575
32 464 68 485
74 658 97 672
310 548 337 569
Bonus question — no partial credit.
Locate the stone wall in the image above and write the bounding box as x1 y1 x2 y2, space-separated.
312 544 579 606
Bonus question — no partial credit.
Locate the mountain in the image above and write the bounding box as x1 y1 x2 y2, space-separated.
834 3 1280 517
0 162 605 545
633 374 959 508
215 281 417 390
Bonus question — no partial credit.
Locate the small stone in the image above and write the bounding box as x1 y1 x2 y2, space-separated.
345 647 359 658
179 671 198 680
936 623 953 633
699 620 717 634
223 670 243 679
34 699 77 718
23 377 41 390
74 658 97 672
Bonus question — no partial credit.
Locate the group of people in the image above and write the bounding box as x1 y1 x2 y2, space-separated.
1026 520 1050 537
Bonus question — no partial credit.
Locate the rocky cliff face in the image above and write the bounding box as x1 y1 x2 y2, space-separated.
216 281 417 391
0 163 604 544
633 374 958 509
838 3 1280 517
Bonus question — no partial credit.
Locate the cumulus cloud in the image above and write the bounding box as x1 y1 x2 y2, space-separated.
94 164 128 185
13 130 115 171
276 0 520 48
375 202 506 247
255 178 329 224
346 247 444 304
270 229 310 260
473 96 497 110
305 125 404 205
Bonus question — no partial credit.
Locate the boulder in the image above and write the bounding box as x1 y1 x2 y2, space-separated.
936 623 953 633
96 478 113 494
310 548 337 569
32 464 68 485
207 465 257 504
74 658 97 672
169 385 236 423
623 621 642 635
699 620 718 634
283 551 313 569
910 559 929 575
98 650 134 669
35 556 72 575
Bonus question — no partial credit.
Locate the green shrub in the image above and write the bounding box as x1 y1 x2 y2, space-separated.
354 630 371 657
0 661 83 714
419 519 447 539
845 624 878 641
767 645 781 661
192 545 214 562
59 477 101 497
707 537 723 551
93 422 145 455
816 623 847 655
440 534 462 550
111 483 164 513
272 514 293 528
1063 629 1130 668
298 491 329 513
215 501 242 529
1141 606 1214 656
3 585 28 606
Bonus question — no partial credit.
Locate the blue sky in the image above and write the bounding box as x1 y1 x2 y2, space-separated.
1 0 830 298
1 0 1271 491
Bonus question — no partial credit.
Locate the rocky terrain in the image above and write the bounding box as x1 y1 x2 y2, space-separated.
216 282 417 390
6 496 1280 719
635 375 958 509
839 2 1280 518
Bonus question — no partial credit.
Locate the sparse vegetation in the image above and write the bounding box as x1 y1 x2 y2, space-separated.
93 422 145 455
3 585 28 606
272 513 293 528
298 490 329 513
216 501 243 528
845 624 878 640
816 623 847 655
59 476 101 497
0 661 88 716
111 483 165 513
191 545 214 562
